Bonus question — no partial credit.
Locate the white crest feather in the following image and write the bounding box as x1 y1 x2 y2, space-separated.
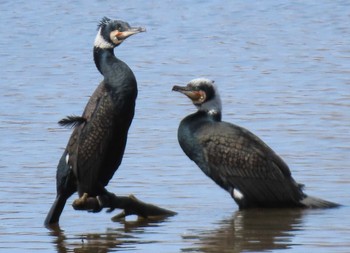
189 78 214 87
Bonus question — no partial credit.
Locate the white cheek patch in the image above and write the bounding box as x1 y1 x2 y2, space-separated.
94 28 114 49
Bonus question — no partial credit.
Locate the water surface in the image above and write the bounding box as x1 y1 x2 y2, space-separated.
0 1 349 252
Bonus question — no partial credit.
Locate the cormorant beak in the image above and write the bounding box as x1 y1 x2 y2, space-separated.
172 85 202 101
116 26 146 40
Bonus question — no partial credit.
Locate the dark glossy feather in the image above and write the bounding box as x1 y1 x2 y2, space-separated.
74 79 136 195
98 16 111 29
44 150 76 226
58 115 86 128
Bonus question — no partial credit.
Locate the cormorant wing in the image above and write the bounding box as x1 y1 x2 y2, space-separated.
196 122 303 206
197 122 291 180
82 81 107 121
67 82 115 192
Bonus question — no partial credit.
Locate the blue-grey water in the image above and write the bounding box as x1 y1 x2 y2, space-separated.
0 1 349 252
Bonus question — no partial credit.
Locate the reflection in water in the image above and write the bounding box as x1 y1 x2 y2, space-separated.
48 217 170 253
184 209 304 252
49 228 125 253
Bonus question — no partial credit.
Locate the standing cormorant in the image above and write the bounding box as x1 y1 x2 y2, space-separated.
45 17 145 226
173 78 339 209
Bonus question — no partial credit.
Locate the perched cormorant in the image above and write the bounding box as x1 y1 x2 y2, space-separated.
45 17 145 226
173 78 339 209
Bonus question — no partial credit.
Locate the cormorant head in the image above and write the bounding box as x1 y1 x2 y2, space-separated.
172 78 222 118
94 17 145 49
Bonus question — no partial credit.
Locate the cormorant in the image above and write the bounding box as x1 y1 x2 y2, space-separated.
173 78 339 209
45 17 145 226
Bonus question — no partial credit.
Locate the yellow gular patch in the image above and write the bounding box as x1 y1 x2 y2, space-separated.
197 90 206 103
110 30 122 43
190 90 206 104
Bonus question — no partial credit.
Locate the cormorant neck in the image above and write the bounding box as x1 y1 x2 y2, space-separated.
93 46 117 75
197 97 222 121
193 110 222 122
202 109 222 121
207 109 222 121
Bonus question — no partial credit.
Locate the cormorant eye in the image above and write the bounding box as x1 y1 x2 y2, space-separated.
115 24 122 31
190 85 200 91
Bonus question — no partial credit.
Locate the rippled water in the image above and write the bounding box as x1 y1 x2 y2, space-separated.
1 1 349 252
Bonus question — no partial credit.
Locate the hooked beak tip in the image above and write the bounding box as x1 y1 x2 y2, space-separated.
172 85 182 92
138 27 146 32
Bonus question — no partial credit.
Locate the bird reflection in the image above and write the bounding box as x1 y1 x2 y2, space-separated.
184 209 305 252
47 217 170 253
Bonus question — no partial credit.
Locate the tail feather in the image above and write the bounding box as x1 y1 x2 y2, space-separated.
300 195 340 208
44 195 68 226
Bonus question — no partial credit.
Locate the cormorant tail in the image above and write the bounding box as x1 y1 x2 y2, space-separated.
44 194 67 226
58 115 86 128
300 195 340 208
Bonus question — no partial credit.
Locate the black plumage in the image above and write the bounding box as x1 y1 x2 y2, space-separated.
45 17 145 226
173 78 339 209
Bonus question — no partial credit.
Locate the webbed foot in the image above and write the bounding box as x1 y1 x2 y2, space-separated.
73 193 89 207
72 193 103 212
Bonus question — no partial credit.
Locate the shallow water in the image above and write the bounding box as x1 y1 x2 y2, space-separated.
0 1 349 252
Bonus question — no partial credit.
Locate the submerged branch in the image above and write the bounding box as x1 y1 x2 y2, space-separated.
72 193 177 221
